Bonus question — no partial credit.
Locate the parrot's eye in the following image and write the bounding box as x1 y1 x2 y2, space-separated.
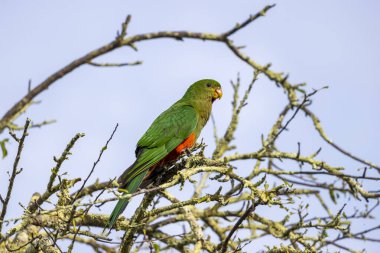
206 83 212 88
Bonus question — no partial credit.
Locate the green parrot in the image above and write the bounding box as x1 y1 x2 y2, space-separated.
108 79 222 229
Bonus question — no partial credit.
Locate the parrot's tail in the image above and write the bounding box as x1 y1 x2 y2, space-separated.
107 171 147 230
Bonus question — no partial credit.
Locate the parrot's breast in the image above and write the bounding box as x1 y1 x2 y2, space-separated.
142 132 197 185
164 132 196 162
175 132 196 154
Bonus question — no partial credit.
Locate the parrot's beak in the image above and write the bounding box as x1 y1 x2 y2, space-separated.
213 88 223 100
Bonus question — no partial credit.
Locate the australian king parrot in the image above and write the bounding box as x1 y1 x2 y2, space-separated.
108 79 222 229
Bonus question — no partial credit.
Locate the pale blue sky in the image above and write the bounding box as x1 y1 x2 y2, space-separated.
1 1 379 252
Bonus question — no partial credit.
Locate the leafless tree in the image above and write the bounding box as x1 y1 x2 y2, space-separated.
0 5 379 253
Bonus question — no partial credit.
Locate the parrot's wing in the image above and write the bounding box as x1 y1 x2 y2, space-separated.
118 105 197 186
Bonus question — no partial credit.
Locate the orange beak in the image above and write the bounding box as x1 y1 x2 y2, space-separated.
213 88 223 100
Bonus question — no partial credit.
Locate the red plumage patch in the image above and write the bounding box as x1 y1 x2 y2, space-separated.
143 132 196 182
175 132 196 154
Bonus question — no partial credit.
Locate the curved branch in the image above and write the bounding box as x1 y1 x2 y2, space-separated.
0 5 276 134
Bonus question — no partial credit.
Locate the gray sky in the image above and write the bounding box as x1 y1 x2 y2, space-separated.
1 1 379 252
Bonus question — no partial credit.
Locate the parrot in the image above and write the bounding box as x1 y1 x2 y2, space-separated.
108 79 222 229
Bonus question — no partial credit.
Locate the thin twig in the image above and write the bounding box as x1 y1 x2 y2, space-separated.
87 60 142 67
0 119 30 236
64 124 119 235
72 123 118 202
220 202 259 253
47 133 85 192
222 4 276 38
302 107 380 172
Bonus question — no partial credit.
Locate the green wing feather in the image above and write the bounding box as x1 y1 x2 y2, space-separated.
108 104 198 229
118 104 198 187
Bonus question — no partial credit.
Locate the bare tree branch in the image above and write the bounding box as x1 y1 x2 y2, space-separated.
0 119 30 236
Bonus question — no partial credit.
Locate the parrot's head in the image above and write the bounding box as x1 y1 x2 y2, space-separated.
184 79 222 103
